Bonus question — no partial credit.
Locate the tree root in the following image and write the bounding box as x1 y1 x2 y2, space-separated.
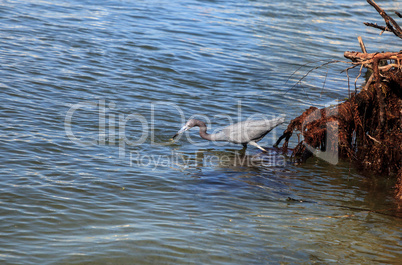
276 70 402 201
276 0 402 202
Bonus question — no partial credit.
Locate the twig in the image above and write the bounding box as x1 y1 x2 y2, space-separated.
284 60 327 88
379 63 402 71
355 63 364 93
366 133 381 144
364 22 389 33
358 36 368 54
320 70 328 97
357 36 373 92
284 60 345 100
363 74 374 91
341 64 359 73
344 66 351 96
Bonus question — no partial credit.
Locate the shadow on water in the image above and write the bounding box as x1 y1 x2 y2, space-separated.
181 147 289 170
173 144 401 216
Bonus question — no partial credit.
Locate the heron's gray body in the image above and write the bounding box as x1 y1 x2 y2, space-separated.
172 116 285 152
210 117 284 144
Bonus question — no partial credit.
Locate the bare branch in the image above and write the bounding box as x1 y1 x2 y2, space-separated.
358 36 368 53
366 0 402 39
364 22 389 33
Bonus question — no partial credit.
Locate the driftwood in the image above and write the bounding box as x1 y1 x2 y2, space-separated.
276 0 402 203
344 51 402 79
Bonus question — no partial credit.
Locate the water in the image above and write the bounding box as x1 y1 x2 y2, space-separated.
1 0 401 264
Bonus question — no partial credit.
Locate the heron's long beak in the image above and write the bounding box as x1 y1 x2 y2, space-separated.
172 125 190 139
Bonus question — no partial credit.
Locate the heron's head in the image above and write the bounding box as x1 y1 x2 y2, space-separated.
172 119 199 139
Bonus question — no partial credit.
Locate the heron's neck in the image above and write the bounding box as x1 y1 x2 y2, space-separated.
199 126 213 141
194 120 213 141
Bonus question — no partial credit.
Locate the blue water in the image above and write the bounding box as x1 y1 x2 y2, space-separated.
1 0 401 264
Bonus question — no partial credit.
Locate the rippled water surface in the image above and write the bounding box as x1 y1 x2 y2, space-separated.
1 0 401 264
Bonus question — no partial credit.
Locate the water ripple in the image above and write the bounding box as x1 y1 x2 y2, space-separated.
1 0 401 264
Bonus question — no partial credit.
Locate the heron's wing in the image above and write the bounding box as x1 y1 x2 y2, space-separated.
225 118 285 144
209 130 229 142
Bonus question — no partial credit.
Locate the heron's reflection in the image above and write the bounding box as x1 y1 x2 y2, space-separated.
175 148 288 170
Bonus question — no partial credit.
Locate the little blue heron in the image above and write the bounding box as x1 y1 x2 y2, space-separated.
172 116 285 152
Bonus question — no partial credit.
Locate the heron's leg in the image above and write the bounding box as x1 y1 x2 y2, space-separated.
238 143 247 156
249 141 267 152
